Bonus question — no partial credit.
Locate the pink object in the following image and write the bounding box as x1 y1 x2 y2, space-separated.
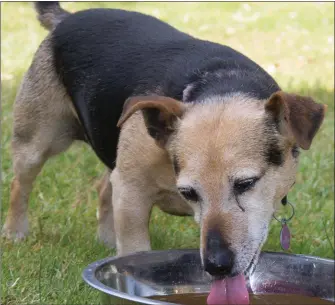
207 274 249 305
280 223 291 250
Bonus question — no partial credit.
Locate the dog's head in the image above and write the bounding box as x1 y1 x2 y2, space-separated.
117 92 326 278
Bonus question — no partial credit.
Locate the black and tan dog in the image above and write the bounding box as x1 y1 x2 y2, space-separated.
3 2 326 303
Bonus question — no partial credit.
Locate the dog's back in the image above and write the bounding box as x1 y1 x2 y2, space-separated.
35 2 279 169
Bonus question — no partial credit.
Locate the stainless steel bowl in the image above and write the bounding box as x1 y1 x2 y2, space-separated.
82 249 334 305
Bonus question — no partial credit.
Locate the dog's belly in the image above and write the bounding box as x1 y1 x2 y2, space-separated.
155 191 193 216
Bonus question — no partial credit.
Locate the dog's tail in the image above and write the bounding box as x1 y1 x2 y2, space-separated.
34 2 70 31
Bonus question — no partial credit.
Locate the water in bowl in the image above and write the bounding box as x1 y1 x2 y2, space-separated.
150 293 333 305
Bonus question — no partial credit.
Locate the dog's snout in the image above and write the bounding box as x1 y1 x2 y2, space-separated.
204 230 234 277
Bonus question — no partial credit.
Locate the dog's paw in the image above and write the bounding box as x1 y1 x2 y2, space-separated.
2 219 29 242
2 230 27 242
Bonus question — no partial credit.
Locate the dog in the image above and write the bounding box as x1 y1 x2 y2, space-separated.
3 2 326 303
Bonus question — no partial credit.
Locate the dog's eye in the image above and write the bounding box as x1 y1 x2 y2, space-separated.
234 178 259 195
178 187 200 202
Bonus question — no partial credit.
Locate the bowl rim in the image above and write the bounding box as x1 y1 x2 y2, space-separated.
82 249 334 305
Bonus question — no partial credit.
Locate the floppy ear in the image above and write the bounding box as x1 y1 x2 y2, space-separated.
117 95 185 147
265 91 327 150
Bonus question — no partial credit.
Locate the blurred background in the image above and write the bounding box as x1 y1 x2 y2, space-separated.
1 2 334 304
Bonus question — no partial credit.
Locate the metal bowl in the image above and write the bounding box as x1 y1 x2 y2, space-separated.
83 249 334 305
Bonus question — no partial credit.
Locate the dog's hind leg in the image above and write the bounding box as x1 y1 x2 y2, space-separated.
3 139 48 240
96 169 116 248
2 38 82 241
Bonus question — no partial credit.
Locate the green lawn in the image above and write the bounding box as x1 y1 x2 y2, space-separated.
1 2 334 304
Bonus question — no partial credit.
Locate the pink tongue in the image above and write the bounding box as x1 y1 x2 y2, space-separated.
207 274 249 305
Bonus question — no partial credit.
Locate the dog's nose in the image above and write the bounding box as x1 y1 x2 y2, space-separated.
204 230 234 277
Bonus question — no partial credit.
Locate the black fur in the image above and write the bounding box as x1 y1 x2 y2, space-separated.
51 7 281 169
263 117 284 166
266 141 284 166
172 155 180 176
34 1 61 15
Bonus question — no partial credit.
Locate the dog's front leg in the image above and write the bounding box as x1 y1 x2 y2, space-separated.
111 169 153 256
96 169 116 248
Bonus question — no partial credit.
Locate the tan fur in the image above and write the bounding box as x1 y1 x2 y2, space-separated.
2 36 108 243
112 92 322 276
112 111 193 254
3 30 325 279
168 95 301 273
3 36 74 239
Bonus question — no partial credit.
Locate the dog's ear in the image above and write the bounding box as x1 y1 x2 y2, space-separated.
265 91 327 150
117 96 185 147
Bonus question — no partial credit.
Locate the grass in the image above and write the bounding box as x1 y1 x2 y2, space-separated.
1 2 334 304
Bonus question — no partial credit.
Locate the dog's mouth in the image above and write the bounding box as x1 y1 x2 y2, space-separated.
207 251 259 305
